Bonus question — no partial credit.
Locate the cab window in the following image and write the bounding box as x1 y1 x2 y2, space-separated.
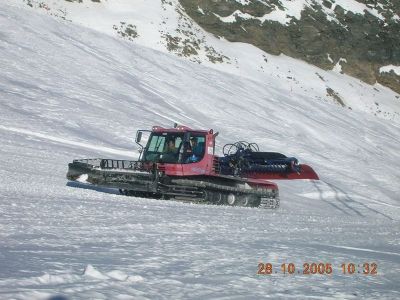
184 135 205 163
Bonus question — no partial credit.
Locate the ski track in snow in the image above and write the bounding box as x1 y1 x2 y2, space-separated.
0 2 400 299
0 125 135 158
319 245 400 258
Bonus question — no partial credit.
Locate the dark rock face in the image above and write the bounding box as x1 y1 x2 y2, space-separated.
180 0 400 93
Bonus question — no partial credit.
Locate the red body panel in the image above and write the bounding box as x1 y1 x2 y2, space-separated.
157 131 278 190
159 130 216 177
151 125 317 192
243 164 319 180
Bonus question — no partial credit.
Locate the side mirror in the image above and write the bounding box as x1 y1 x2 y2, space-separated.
135 131 142 143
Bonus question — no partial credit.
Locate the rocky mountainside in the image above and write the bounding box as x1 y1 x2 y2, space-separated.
181 0 400 93
12 0 400 122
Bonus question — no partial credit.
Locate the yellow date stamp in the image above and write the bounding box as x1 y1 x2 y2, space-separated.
257 262 378 275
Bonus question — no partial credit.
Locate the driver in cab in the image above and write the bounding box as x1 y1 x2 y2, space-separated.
185 137 203 163
162 138 178 163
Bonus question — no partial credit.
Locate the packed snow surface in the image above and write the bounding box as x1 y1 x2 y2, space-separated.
0 2 400 299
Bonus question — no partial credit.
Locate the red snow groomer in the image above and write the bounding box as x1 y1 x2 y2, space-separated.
67 125 319 209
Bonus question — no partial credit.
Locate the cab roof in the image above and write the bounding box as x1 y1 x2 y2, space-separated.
152 125 212 134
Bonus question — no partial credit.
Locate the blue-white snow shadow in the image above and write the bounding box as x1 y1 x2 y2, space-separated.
66 181 121 195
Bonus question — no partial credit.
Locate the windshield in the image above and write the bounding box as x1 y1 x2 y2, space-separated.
143 132 206 164
144 133 183 163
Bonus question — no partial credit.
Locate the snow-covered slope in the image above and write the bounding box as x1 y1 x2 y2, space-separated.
1 2 400 299
12 0 400 123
